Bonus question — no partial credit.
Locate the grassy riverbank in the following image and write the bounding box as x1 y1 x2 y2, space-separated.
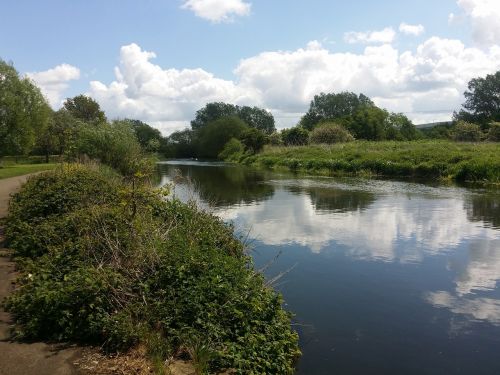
0 163 57 180
238 141 500 183
3 164 299 374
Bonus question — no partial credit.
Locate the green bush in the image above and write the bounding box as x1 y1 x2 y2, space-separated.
452 121 483 142
488 122 500 142
218 138 245 162
4 165 300 374
309 122 354 144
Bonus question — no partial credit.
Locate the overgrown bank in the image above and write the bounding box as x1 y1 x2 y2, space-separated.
3 164 300 374
233 141 500 184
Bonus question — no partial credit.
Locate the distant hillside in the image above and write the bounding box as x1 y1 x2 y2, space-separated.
416 121 453 129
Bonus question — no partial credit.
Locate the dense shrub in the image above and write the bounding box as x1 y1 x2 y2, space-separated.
281 126 309 146
218 138 245 161
452 121 483 142
4 165 300 373
488 122 500 142
309 123 354 144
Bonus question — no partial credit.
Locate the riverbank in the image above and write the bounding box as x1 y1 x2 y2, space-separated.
3 164 299 374
238 140 500 184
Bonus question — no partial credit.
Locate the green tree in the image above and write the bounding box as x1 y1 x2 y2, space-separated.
348 106 389 140
195 117 248 159
0 59 51 157
63 95 106 124
191 102 276 134
239 127 266 153
123 119 163 150
386 113 420 140
300 92 374 130
455 71 500 128
164 129 195 158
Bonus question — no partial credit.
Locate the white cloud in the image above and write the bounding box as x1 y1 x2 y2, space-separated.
399 22 425 36
456 0 500 46
88 38 500 134
344 27 396 44
26 64 80 107
181 0 251 23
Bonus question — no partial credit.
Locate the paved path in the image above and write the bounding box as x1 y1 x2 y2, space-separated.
0 174 81 375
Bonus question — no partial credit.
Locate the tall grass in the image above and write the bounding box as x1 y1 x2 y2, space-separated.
240 140 500 183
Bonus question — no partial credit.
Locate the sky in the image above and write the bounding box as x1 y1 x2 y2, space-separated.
2 0 500 134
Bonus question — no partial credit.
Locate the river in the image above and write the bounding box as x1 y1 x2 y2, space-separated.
157 160 500 375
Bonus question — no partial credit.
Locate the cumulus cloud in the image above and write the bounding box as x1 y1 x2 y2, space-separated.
26 64 80 107
399 22 425 36
88 38 500 134
181 0 251 23
456 0 500 46
344 27 396 44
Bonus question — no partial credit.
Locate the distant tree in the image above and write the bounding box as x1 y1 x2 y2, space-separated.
281 127 309 146
121 119 163 150
309 123 354 144
239 127 266 153
386 113 420 140
487 122 500 142
300 92 374 130
452 121 483 142
267 132 283 146
348 106 389 140
165 129 195 158
454 71 500 128
63 95 106 124
191 102 276 134
196 117 248 159
0 59 51 157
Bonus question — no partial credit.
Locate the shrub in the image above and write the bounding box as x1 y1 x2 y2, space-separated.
309 122 354 144
5 165 300 373
488 122 500 142
281 126 309 146
452 121 483 142
218 138 245 161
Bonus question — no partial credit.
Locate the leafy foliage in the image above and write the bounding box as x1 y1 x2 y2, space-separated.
452 121 483 142
5 165 300 374
281 126 309 146
0 59 51 156
309 122 354 144
63 95 107 125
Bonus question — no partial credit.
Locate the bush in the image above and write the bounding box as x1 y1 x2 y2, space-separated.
488 122 500 142
453 121 483 142
218 138 245 161
309 122 354 144
5 165 300 373
281 126 309 146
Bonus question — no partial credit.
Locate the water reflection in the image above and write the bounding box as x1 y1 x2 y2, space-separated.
157 161 500 374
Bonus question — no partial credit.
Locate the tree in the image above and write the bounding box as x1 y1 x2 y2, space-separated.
123 119 163 150
452 121 483 142
191 102 276 134
309 123 354 144
0 59 51 157
63 95 106 124
348 106 389 140
300 92 374 130
195 117 248 158
239 127 266 153
164 129 195 158
455 71 500 128
386 113 420 140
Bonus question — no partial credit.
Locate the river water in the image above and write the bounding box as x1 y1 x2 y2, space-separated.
157 160 500 375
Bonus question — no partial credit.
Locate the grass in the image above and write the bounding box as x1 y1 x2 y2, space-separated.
0 163 57 179
238 140 500 184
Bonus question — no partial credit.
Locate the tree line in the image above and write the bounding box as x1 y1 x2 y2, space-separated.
2 57 500 165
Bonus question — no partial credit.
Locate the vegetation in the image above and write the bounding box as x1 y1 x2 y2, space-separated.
0 163 57 180
309 122 354 144
239 141 500 183
4 164 300 374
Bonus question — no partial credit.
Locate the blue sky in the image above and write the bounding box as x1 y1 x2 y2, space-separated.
1 0 499 133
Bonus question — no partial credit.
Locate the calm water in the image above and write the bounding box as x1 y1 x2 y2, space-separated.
157 160 500 375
